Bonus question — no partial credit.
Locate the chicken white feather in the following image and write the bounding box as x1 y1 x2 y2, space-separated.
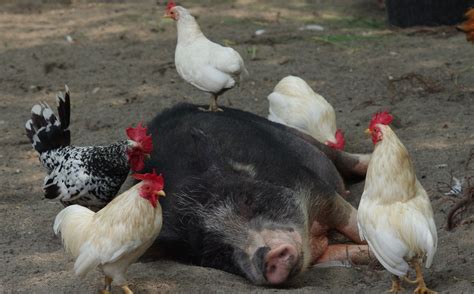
54 181 163 287
169 5 247 111
267 76 345 150
358 123 437 279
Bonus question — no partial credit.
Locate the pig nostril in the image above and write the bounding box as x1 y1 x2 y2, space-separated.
279 248 288 258
268 265 276 273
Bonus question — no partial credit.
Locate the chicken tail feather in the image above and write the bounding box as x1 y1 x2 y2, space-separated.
54 205 95 261
74 245 101 278
25 85 71 154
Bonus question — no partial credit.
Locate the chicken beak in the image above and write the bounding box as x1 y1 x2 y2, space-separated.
156 190 166 197
163 12 172 18
364 128 371 135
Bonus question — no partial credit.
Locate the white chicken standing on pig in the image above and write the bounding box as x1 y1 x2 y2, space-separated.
164 0 248 112
54 171 166 294
267 75 345 150
357 112 437 294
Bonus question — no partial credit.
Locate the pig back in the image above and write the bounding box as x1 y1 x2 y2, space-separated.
146 103 345 196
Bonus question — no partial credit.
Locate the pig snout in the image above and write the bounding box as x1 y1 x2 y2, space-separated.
252 243 299 285
264 244 298 284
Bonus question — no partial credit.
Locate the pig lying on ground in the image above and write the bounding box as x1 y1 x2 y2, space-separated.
144 103 374 285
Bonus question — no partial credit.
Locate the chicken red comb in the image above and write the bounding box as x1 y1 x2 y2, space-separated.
369 111 393 131
126 123 153 153
327 129 345 150
133 169 164 189
166 0 176 12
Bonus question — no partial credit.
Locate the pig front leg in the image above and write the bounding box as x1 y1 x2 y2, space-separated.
315 244 373 266
309 194 377 266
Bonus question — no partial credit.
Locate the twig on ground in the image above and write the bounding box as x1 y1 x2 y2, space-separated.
446 149 474 230
387 72 444 103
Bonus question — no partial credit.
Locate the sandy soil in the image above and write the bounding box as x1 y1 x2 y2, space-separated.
0 0 473 293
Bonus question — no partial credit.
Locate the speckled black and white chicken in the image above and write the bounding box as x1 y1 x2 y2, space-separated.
25 86 153 210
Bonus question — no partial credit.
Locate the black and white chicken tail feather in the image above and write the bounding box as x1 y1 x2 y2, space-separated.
25 85 71 154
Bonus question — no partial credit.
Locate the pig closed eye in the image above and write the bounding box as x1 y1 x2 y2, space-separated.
252 246 270 275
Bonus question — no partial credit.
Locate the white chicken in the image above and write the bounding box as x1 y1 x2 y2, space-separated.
165 0 248 112
267 75 345 150
357 112 437 293
53 171 165 294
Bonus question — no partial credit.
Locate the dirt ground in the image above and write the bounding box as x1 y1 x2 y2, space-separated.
0 0 473 293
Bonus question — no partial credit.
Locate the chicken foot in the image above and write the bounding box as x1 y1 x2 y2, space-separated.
388 275 403 293
121 285 134 294
446 178 473 230
403 260 437 294
100 276 112 294
199 94 223 112
100 276 134 294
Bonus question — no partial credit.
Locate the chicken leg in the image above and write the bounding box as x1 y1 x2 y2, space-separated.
199 94 223 112
404 260 437 294
388 275 403 293
100 276 112 294
121 285 134 294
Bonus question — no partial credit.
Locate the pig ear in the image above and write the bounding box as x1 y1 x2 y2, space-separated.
190 128 210 145
190 128 214 156
189 128 221 168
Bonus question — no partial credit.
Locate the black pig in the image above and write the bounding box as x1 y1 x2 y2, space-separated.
144 103 372 285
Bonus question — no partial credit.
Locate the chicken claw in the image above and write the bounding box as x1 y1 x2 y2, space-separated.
100 276 112 294
404 260 437 294
121 285 134 294
198 94 223 112
387 275 403 293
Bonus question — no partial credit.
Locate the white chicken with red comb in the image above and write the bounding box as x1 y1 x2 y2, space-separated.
25 86 153 210
164 0 248 112
267 75 345 150
54 171 165 294
357 112 437 293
